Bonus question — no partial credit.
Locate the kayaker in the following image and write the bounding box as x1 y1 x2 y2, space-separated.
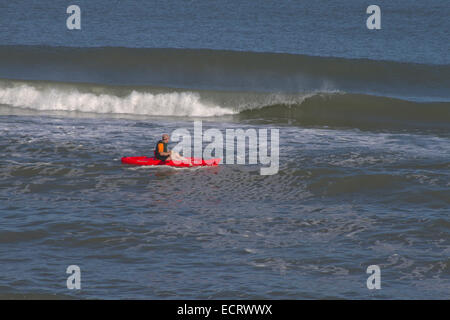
154 134 189 163
155 134 172 161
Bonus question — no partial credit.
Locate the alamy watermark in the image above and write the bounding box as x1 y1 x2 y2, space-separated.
66 265 81 290
366 5 381 30
67 5 382 31
169 121 279 175
366 265 381 289
66 5 81 30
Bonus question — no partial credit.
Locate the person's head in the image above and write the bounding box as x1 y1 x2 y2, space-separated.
162 134 169 142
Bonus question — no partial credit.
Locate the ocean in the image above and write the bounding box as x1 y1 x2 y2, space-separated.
0 0 449 299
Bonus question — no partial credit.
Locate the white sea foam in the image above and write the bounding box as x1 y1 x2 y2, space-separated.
0 83 235 117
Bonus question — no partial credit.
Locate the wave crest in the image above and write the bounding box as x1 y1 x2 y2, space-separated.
0 82 234 117
0 46 449 101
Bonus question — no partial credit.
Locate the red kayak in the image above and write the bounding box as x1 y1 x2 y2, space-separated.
121 156 221 167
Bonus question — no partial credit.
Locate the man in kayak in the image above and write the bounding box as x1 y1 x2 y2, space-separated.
155 134 172 161
155 134 189 163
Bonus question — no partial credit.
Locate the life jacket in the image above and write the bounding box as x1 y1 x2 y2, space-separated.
154 140 168 157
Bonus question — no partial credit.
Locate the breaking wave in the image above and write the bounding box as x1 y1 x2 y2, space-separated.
0 79 448 130
0 46 449 101
0 80 234 117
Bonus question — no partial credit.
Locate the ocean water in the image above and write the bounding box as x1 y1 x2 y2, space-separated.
0 0 449 299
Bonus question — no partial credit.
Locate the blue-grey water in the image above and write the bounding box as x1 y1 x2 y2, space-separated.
0 0 449 299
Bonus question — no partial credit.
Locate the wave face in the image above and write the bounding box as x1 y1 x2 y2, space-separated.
0 46 449 101
238 93 450 130
1 79 449 131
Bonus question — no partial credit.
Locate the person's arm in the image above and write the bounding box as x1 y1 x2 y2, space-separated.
158 143 171 156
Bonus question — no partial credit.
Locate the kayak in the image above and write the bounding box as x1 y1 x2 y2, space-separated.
121 156 221 167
